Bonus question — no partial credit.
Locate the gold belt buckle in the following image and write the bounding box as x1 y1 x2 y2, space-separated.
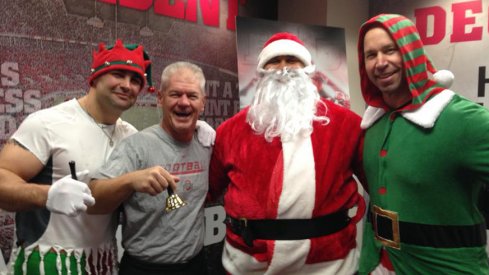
372 205 400 249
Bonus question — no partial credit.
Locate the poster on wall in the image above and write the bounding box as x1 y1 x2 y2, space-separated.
236 17 351 109
0 210 14 268
0 0 246 147
370 0 489 106
0 0 278 273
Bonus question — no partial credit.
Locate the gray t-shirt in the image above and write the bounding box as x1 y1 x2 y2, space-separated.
95 124 211 264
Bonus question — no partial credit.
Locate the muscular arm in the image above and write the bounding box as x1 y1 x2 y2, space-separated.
88 166 178 214
0 140 48 211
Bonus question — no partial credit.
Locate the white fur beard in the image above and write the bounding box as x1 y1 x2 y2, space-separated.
247 68 329 142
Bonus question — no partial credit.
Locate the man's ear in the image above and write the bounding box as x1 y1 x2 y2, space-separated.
89 78 98 88
157 89 164 101
200 95 206 114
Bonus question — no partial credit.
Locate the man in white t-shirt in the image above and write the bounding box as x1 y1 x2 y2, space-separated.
0 39 152 275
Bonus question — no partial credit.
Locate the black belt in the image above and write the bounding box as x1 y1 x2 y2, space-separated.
370 205 487 249
227 210 350 247
119 250 205 275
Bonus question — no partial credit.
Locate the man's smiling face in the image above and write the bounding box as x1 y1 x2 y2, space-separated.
158 67 205 142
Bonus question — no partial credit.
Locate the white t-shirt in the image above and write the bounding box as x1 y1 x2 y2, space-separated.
11 98 137 273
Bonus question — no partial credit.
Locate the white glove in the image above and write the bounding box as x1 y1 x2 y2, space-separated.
196 120 216 147
46 170 95 217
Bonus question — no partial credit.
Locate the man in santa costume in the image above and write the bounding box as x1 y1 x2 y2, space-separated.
209 32 366 274
357 14 489 274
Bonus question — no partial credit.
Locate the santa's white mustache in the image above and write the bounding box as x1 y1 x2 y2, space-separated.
247 67 329 142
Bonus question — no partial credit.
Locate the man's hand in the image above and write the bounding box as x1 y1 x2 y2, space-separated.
87 166 179 214
46 170 95 216
130 166 179 196
196 120 215 147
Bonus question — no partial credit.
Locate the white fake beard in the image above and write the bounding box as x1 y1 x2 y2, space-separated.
247 68 330 142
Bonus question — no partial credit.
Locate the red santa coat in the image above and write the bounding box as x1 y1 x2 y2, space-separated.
209 99 365 274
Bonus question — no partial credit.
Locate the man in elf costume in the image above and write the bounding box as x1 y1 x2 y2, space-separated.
0 39 152 274
357 14 489 274
209 32 366 274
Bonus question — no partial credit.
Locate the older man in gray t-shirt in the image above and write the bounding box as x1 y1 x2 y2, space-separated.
89 61 214 275
95 124 210 263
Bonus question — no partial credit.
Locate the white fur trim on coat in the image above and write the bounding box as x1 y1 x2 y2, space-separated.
361 90 455 129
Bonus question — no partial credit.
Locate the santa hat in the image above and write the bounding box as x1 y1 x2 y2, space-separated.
257 32 312 71
88 39 155 92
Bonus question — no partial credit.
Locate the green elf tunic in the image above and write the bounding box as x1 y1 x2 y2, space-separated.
357 14 489 274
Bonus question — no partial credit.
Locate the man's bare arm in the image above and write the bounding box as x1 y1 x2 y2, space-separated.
0 140 48 211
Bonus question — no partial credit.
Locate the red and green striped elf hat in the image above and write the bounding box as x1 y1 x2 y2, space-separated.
358 14 453 111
